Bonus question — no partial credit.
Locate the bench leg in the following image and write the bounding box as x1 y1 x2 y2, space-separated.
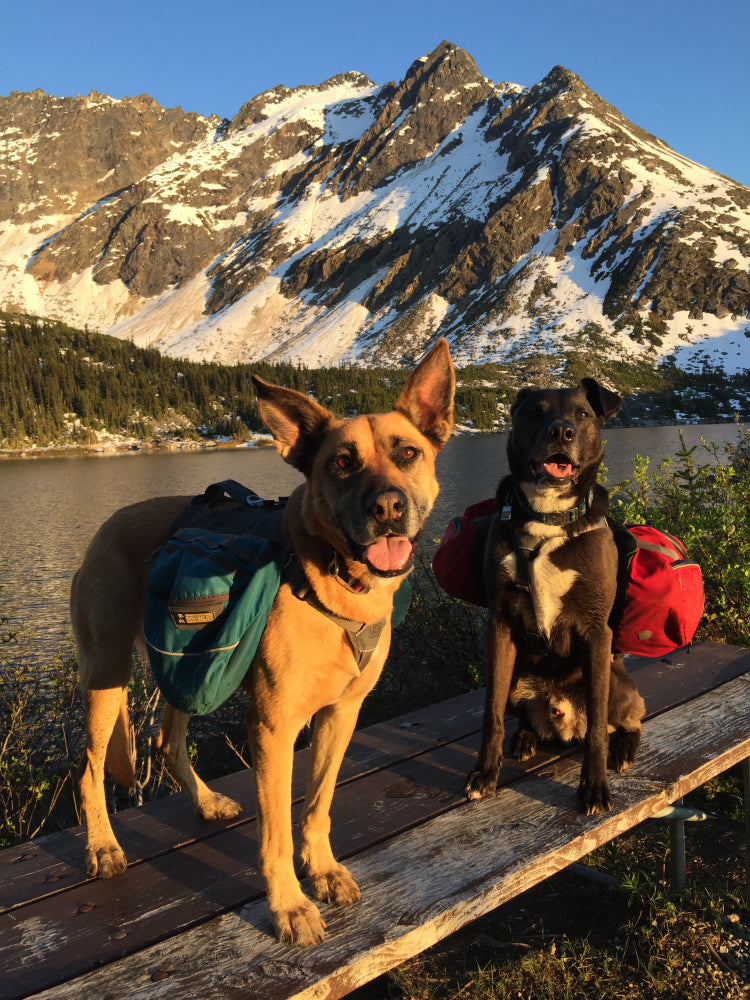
651 800 708 892
669 799 687 893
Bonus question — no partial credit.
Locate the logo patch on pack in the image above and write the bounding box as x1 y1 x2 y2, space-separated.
169 600 227 628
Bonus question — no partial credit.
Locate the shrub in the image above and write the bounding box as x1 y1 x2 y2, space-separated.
609 420 750 648
0 630 81 846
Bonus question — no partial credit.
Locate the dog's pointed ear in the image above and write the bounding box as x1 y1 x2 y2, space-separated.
580 378 622 423
394 338 455 450
511 384 541 416
252 375 336 474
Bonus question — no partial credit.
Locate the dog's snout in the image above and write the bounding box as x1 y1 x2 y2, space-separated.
369 489 405 525
548 419 575 443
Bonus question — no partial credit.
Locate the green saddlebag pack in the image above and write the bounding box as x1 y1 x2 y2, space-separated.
143 480 290 716
143 479 412 716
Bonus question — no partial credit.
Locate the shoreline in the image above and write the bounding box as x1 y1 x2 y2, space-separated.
1 414 745 460
0 434 277 460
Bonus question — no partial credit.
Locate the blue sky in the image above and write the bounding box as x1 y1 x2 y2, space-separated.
4 0 749 186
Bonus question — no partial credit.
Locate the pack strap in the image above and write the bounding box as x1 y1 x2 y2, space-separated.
511 532 548 656
284 557 387 671
630 538 686 561
203 479 287 510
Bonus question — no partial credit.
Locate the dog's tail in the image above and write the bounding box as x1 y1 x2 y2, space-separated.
105 689 137 790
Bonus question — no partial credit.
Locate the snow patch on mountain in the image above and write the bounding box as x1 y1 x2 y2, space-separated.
1 47 748 376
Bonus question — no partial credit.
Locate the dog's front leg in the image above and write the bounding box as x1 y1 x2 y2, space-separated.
247 706 327 947
578 632 613 814
300 698 362 907
466 617 517 800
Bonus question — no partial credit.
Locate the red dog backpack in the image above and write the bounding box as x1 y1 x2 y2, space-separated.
608 522 705 657
431 498 495 607
432 501 704 657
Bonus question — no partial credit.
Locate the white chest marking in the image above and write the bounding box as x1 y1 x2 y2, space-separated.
527 536 579 639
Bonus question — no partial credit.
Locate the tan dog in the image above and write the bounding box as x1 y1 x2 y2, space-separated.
72 339 455 946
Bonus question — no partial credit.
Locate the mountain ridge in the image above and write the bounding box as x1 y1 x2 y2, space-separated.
1 41 748 373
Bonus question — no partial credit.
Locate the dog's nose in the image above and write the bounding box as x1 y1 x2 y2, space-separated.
369 489 405 524
548 419 575 443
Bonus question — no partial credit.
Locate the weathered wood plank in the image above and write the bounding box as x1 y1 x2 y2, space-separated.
0 689 489 913
0 739 487 998
4 641 746 916
0 682 728 1000
19 673 750 1000
625 641 750 711
1 642 747 998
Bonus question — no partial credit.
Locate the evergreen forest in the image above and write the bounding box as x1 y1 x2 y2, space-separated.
1 312 748 449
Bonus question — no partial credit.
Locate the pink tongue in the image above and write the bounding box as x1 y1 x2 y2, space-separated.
544 460 574 479
365 536 413 572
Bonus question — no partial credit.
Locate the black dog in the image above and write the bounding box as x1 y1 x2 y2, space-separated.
465 378 629 814
508 652 645 770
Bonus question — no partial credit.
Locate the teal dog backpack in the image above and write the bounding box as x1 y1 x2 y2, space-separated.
143 481 290 716
144 479 412 716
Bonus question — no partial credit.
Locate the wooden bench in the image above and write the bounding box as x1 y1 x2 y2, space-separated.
1 640 748 1000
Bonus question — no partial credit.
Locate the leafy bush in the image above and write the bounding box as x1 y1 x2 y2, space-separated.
609 420 750 647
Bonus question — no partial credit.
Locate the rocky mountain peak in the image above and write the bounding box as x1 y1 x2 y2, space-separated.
336 42 493 196
0 43 748 374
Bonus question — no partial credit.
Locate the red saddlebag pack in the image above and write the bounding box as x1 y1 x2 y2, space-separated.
431 501 704 657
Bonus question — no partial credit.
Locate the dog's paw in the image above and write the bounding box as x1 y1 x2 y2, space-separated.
197 790 242 822
465 767 499 801
308 863 361 907
608 729 641 773
86 843 128 878
511 729 537 762
577 774 613 815
271 898 327 948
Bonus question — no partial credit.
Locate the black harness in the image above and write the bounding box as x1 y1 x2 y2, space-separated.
499 488 594 656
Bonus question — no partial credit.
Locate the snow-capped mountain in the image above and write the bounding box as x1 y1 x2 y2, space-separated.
1 41 749 372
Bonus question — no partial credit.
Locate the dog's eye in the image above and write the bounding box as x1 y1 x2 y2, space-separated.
577 408 591 419
334 454 353 471
401 446 418 461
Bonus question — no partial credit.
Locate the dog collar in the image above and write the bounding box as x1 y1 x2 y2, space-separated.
501 488 594 527
284 555 385 670
296 526 370 594
325 544 369 594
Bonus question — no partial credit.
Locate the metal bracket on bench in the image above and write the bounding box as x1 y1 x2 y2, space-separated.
572 801 709 895
651 804 709 822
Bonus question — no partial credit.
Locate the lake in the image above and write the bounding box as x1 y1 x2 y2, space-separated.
0 423 741 657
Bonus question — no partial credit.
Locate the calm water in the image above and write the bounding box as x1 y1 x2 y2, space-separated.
0 424 740 655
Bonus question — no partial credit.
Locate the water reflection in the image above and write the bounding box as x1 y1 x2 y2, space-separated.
0 423 740 654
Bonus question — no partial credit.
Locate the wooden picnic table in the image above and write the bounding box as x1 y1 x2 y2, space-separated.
1 640 748 999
